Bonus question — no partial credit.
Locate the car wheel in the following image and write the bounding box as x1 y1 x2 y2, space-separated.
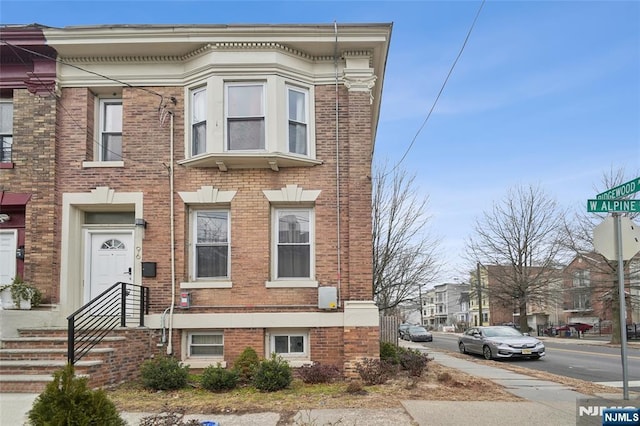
482 345 493 360
458 342 467 354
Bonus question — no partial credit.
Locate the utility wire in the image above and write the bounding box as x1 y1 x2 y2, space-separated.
384 0 486 177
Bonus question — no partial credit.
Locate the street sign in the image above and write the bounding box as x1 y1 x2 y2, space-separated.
596 177 640 200
587 199 640 213
593 216 640 260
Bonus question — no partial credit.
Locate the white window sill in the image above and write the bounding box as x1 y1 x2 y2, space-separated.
283 359 313 368
82 161 124 168
180 281 233 289
182 359 227 369
265 280 318 288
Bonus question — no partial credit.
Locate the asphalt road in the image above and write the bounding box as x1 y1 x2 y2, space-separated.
417 332 640 392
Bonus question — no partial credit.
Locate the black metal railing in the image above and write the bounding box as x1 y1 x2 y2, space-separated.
67 282 149 364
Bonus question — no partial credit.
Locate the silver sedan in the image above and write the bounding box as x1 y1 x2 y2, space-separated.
458 326 545 360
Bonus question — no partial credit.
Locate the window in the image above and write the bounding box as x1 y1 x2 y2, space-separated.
287 86 308 155
573 292 591 310
188 332 224 357
271 332 307 356
0 101 12 163
191 87 207 155
226 83 265 150
276 208 312 278
194 210 230 279
99 99 122 161
572 270 590 287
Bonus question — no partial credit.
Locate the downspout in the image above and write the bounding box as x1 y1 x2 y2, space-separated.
167 111 176 355
334 21 342 306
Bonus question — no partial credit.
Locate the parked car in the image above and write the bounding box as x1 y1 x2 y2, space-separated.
458 326 545 360
406 325 433 342
398 323 411 339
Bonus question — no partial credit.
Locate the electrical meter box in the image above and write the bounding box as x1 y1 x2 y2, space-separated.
318 286 337 310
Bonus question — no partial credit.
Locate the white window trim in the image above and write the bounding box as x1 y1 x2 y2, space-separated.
0 99 13 163
182 331 226 369
98 98 123 162
224 81 266 152
190 86 207 156
267 329 310 366
286 84 309 156
191 209 231 281
269 206 315 283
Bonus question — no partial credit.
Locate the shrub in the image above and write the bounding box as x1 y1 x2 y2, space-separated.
252 353 293 392
140 355 189 390
297 363 341 384
345 380 366 394
28 363 125 426
398 348 430 377
379 341 401 365
354 358 394 385
233 346 261 383
201 363 239 392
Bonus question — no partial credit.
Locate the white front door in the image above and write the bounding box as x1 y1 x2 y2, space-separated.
0 230 17 285
85 230 134 303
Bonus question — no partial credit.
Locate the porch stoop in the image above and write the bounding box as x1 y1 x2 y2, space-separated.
0 328 126 393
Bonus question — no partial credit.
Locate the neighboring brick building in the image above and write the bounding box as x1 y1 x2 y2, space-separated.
0 23 392 379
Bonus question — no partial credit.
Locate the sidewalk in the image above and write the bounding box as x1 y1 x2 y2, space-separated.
1 339 637 426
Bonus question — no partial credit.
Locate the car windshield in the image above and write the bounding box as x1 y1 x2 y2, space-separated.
483 327 523 337
409 326 428 334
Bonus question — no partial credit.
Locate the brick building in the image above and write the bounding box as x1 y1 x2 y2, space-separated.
0 23 392 388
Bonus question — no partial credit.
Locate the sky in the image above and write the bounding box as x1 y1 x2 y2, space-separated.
2 0 639 284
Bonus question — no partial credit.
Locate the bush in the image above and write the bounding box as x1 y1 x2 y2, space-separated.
399 348 430 377
252 353 293 392
233 346 261 383
140 355 189 390
28 363 125 426
297 363 341 384
354 358 394 385
379 341 401 365
201 363 239 392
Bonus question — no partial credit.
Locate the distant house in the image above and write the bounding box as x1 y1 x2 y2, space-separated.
422 282 469 330
0 22 392 391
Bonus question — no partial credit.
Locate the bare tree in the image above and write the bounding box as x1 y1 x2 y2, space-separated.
562 168 640 344
372 161 440 314
466 184 568 330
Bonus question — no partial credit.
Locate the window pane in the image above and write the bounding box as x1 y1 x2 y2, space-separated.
197 212 228 243
196 246 228 277
288 122 307 155
278 245 310 278
228 85 263 116
191 346 224 356
278 212 309 244
0 103 13 133
228 118 265 150
274 336 288 353
102 134 122 161
192 89 206 123
0 136 12 162
192 334 223 345
289 336 304 353
103 103 122 132
288 89 305 122
192 121 206 155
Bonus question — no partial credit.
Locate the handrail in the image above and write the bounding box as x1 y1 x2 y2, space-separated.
67 281 149 364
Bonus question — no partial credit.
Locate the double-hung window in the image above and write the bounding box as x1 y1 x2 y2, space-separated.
572 270 590 287
226 83 265 150
191 87 207 155
0 101 13 163
276 209 312 279
194 210 230 279
99 99 122 161
287 86 308 155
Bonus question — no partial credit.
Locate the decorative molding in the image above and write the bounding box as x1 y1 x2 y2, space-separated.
262 184 321 203
178 186 237 204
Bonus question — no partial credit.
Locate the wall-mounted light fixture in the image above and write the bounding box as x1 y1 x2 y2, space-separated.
16 245 24 259
135 218 147 228
0 214 10 223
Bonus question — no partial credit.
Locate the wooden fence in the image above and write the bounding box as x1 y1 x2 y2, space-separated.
380 315 401 344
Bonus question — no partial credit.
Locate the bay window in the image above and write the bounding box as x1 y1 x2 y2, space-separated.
0 100 12 163
191 87 207 156
226 83 265 150
287 86 308 155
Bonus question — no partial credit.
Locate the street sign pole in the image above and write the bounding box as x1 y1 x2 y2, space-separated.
614 213 630 400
